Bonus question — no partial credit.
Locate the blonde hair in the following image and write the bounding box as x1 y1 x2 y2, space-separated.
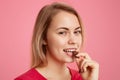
31 2 84 68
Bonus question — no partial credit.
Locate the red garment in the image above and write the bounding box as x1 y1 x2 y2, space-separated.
15 68 83 80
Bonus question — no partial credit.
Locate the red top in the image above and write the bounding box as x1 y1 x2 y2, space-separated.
15 68 83 80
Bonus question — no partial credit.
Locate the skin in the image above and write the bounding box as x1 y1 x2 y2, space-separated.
37 11 99 80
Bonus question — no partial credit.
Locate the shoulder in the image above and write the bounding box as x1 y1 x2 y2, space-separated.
69 68 83 80
15 68 46 80
15 68 36 80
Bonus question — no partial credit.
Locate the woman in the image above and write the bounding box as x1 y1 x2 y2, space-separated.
15 2 99 80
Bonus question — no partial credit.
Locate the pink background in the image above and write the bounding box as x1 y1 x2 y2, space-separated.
0 0 120 80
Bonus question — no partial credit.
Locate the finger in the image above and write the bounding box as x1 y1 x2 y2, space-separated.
75 56 84 66
81 60 99 72
82 61 92 72
76 52 91 60
79 59 91 72
75 52 91 67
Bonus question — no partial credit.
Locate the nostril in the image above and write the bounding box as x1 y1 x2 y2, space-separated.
69 37 77 44
68 39 76 44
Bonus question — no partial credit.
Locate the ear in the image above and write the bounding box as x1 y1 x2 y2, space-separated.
42 39 47 45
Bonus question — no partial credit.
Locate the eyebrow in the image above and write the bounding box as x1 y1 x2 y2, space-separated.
75 27 81 30
56 26 81 30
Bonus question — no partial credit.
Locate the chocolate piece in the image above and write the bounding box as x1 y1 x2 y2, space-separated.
72 51 79 58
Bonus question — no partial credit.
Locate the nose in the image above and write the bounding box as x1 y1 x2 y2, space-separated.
68 34 76 45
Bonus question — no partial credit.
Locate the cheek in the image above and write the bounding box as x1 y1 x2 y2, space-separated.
79 36 82 44
76 36 83 46
46 35 66 56
47 34 66 49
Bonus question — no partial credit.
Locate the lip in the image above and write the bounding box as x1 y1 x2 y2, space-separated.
63 48 79 57
63 48 77 52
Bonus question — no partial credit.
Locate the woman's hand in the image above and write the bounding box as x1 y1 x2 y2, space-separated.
75 52 99 80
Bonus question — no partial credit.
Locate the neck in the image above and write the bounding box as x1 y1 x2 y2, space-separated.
36 52 71 80
46 53 68 74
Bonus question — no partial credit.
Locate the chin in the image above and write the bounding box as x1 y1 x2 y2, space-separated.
65 58 74 63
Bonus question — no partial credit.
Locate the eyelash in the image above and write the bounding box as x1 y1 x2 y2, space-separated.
58 31 67 35
58 30 82 35
74 30 82 34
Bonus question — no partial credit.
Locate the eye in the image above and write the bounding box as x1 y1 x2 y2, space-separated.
58 31 67 35
74 30 82 35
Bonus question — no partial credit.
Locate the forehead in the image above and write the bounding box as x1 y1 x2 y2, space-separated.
49 11 80 29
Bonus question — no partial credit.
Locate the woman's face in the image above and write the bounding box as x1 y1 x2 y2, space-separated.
45 11 82 63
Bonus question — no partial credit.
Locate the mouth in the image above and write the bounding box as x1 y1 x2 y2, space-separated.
63 48 78 58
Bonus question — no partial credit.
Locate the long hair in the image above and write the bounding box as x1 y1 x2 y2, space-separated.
31 2 84 68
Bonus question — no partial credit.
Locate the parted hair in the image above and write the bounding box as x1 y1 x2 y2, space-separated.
31 2 84 68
